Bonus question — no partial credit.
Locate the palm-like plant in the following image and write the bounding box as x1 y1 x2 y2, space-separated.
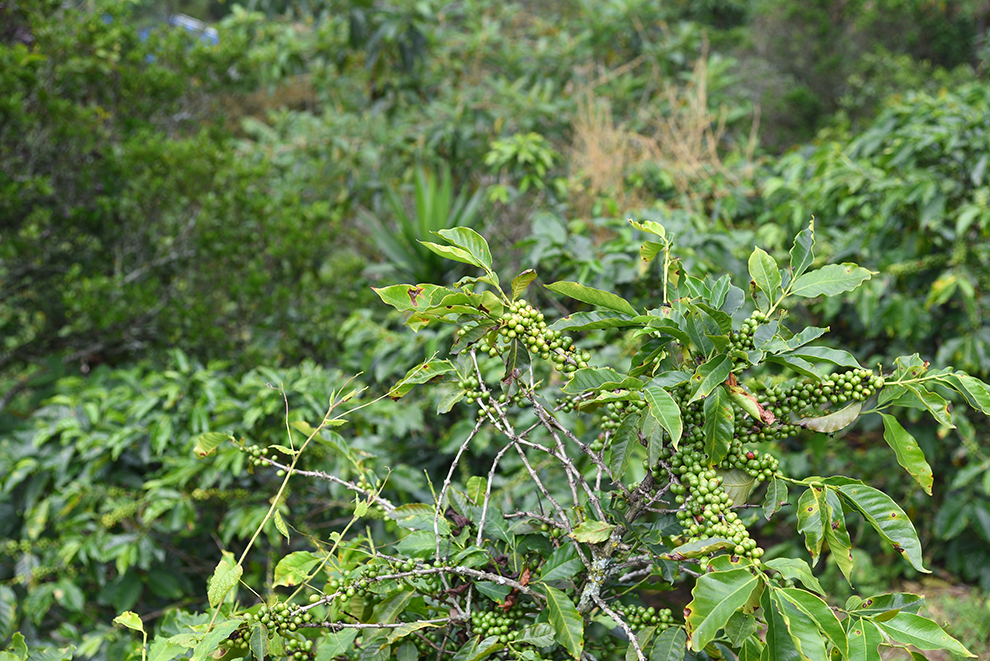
362 165 485 283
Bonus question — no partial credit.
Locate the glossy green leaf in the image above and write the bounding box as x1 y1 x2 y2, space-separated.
688 355 732 404
763 477 789 520
389 360 455 399
939 373 990 414
562 367 643 394
876 612 974 656
879 413 933 495
797 487 827 565
207 551 241 608
373 590 415 625
272 551 320 588
372 283 453 312
903 384 954 428
748 247 781 297
420 241 482 269
650 626 686 661
662 537 735 560
549 311 638 332
823 489 855 584
502 338 530 383
798 402 862 433
702 385 733 466
770 588 828 661
315 630 358 661
779 588 847 658
189 619 241 661
785 346 862 368
846 618 883 661
789 264 873 298
436 227 492 270
609 412 639 480
571 520 615 544
644 386 683 448
192 432 231 459
684 568 759 650
629 218 667 238
113 611 145 633
249 624 268 661
764 558 824 595
539 543 584 583
760 588 803 661
850 592 924 617
545 281 637 315
789 221 815 278
544 585 584 659
831 480 928 572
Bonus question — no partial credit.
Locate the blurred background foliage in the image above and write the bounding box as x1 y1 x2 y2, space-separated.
2 0 990 657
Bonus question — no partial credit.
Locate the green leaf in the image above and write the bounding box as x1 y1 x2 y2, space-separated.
544 585 584 659
763 477 789 520
879 414 933 495
796 487 826 565
190 619 241 661
273 510 290 541
849 593 924 617
192 432 231 459
113 611 145 633
790 221 815 278
207 551 241 608
761 589 803 661
748 247 781 298
702 385 734 466
545 281 637 315
373 590 416 625
939 373 990 414
830 480 928 573
511 269 537 300
389 503 451 535
571 520 615 544
562 367 643 394
386 621 441 645
846 618 883 661
420 241 483 269
389 360 455 399
875 612 974 656
789 264 873 298
684 569 760 650
273 551 321 588
515 623 556 647
903 384 954 428
249 624 268 661
644 386 683 448
549 311 638 332
823 489 855 584
502 338 531 382
778 588 847 658
436 227 493 270
315 630 358 661
372 284 453 312
770 588 828 661
650 626 686 661
785 346 862 368
763 558 824 595
608 412 639 480
662 537 735 561
797 402 862 433
539 543 584 583
687 355 732 404
629 218 667 239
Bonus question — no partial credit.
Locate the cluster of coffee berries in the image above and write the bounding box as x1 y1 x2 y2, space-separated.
413 629 442 655
3 538 57 555
246 601 313 634
762 368 883 419
101 500 139 528
728 311 772 371
613 603 674 630
458 378 527 409
218 626 250 656
472 299 589 373
285 636 316 660
659 440 763 558
352 474 388 517
718 441 780 483
239 443 271 468
470 606 528 643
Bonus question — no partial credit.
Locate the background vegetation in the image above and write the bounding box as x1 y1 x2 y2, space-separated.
1 0 989 658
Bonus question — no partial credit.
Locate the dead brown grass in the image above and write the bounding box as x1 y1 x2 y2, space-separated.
567 47 759 220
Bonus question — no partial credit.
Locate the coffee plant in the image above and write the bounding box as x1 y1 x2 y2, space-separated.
111 222 986 661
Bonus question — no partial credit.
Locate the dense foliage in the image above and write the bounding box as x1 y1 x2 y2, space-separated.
2 0 990 659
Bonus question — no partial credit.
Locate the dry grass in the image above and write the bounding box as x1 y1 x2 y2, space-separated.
567 47 759 220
